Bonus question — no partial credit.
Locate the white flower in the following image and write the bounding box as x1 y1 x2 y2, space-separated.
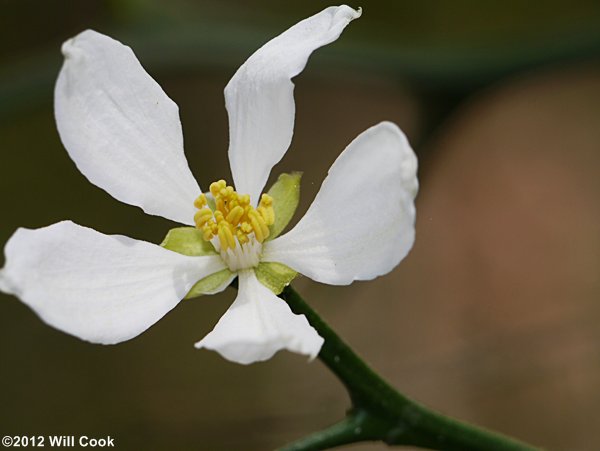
0 5 418 365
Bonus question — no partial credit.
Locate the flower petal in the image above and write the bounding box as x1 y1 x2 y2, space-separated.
55 30 201 225
0 272 10 293
226 5 361 205
195 270 323 364
0 221 226 344
263 122 418 285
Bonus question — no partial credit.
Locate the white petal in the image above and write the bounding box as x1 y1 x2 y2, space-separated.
195 270 323 364
0 221 226 344
263 122 418 285
0 272 10 293
226 5 361 205
55 30 201 225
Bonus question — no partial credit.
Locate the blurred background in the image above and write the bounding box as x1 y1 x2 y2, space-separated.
1 1 600 450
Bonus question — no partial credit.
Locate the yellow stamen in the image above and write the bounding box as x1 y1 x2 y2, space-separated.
236 229 249 245
248 210 267 242
240 222 252 234
218 223 235 251
260 193 273 206
257 206 273 225
194 208 213 227
192 180 276 250
194 194 207 209
209 180 226 197
226 206 244 226
239 194 250 206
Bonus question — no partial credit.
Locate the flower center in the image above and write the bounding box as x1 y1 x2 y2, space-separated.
193 180 275 271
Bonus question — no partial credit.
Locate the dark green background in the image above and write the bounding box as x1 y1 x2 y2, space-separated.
1 1 600 450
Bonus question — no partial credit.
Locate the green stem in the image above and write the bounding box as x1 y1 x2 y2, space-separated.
280 285 541 451
278 410 390 451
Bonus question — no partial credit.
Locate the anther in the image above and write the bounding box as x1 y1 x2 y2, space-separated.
236 229 249 245
248 210 269 242
218 224 235 251
202 226 214 241
194 208 213 226
260 193 273 206
226 206 244 226
194 194 207 209
239 194 250 206
257 206 274 225
214 210 225 223
210 180 226 197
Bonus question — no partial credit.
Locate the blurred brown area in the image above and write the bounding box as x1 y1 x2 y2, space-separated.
1 1 600 450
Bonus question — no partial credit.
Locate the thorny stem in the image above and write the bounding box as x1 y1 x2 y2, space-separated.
278 285 542 451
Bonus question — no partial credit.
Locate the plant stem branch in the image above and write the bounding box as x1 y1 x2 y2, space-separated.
279 285 541 451
278 410 390 451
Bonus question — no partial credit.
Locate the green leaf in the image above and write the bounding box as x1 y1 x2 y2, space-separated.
160 227 216 256
184 269 235 299
255 262 297 295
267 172 302 240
